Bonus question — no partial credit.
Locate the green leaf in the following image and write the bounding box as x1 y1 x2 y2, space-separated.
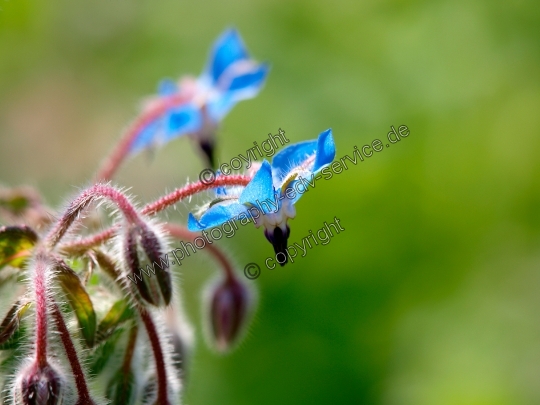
0 323 27 351
106 368 136 405
0 226 38 269
55 260 97 347
96 300 134 344
0 186 40 214
89 328 123 376
0 301 30 346
0 195 29 212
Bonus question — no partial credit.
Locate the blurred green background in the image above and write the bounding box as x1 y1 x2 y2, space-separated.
2 0 540 404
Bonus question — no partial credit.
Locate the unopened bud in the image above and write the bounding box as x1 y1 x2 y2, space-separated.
15 362 63 405
124 225 172 307
140 226 172 306
208 275 252 352
125 226 151 304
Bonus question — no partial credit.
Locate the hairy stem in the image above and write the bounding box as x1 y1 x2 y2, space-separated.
59 225 121 255
142 175 251 216
95 94 190 182
140 309 169 405
59 175 252 254
45 184 141 248
51 303 93 404
34 253 49 367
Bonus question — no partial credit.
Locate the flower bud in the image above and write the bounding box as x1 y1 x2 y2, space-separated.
14 362 64 405
124 224 172 307
124 226 149 303
140 226 172 306
208 275 252 352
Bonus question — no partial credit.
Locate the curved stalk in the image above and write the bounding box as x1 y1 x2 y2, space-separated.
95 94 191 182
45 184 141 248
51 303 94 405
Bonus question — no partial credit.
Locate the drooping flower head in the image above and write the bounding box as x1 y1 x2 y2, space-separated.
206 273 253 352
188 129 335 264
129 28 269 167
14 362 65 405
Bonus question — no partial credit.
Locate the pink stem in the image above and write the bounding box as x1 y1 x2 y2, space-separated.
58 175 252 254
140 309 169 405
51 303 93 404
164 223 234 279
45 184 141 248
142 175 251 216
95 93 191 182
59 224 121 254
34 254 49 367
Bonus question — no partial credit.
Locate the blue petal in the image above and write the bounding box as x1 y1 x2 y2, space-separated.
129 105 202 153
313 129 336 172
271 129 336 182
206 63 269 122
158 79 178 96
281 174 318 205
130 118 163 153
187 213 205 231
271 139 318 182
223 62 269 93
206 29 248 85
187 203 247 231
206 92 235 122
163 105 202 142
239 160 274 209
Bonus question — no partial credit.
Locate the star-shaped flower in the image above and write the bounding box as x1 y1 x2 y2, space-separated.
129 28 269 167
188 129 335 263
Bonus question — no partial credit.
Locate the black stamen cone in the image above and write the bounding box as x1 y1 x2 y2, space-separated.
264 226 290 266
199 139 216 169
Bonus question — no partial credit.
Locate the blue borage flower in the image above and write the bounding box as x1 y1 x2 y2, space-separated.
188 129 335 264
129 28 269 167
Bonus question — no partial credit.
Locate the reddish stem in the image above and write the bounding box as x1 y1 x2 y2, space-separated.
58 175 252 254
95 93 191 182
140 309 169 405
60 224 120 255
51 303 93 404
142 174 251 216
34 254 49 367
164 223 234 280
45 184 141 248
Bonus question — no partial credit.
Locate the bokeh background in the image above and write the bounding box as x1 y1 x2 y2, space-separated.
2 0 540 404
